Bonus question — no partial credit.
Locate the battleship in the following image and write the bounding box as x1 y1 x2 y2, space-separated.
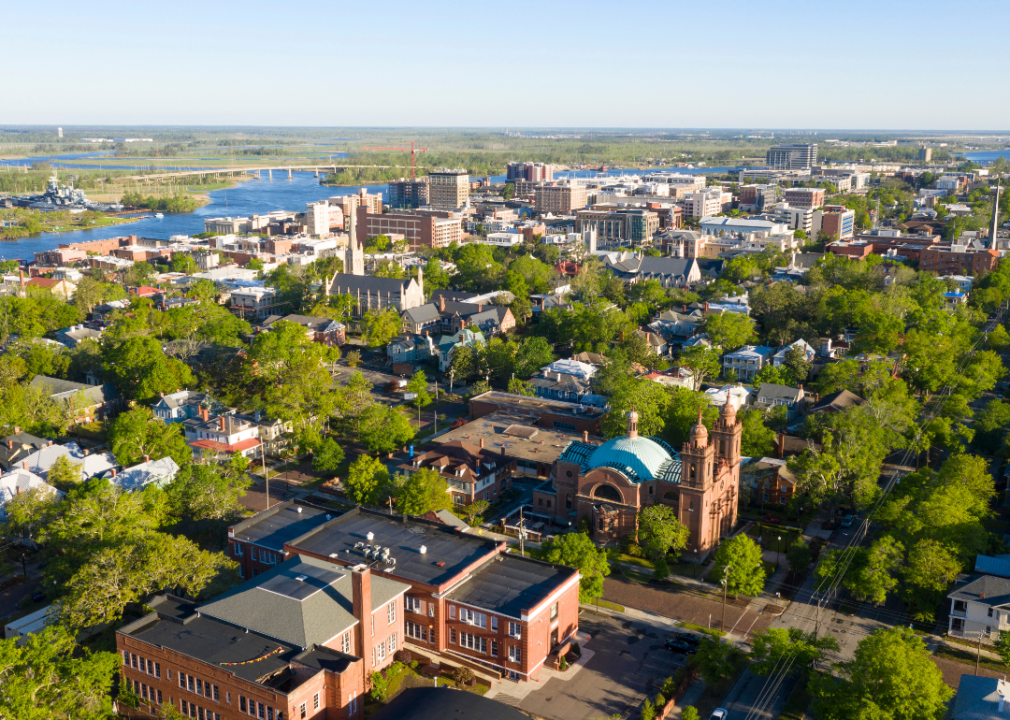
14 174 124 213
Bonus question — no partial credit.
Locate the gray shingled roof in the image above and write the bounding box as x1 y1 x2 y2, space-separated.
402 304 442 325
758 383 803 402
948 574 1010 607
199 555 408 649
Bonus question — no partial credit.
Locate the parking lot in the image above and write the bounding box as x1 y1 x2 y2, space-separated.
499 610 688 720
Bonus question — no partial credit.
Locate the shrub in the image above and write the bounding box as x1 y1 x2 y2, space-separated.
559 656 569 671
682 708 700 720
654 692 666 708
346 350 362 367
640 699 656 720
653 556 669 580
370 670 390 701
451 666 474 685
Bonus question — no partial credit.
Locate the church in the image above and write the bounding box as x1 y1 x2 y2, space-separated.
532 404 742 554
324 206 425 316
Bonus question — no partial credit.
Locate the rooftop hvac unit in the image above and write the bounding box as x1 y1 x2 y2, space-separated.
329 553 339 559
388 557 396 566
354 542 364 549
366 532 375 541
419 545 427 555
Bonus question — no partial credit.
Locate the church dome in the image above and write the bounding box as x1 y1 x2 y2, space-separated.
587 435 673 482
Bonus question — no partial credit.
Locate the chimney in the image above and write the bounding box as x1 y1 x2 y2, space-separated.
480 438 485 449
22 461 28 470
13 426 20 435
981 591 987 600
704 301 709 312
200 407 209 423
143 455 150 464
5 440 10 449
111 468 117 477
352 567 373 667
777 433 786 459
160 392 164 398
478 303 483 313
439 295 446 312
219 416 226 432
583 430 589 443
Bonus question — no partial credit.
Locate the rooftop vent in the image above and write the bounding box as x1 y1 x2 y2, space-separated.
295 575 308 582
419 545 427 555
366 532 375 541
329 553 339 559
296 507 303 514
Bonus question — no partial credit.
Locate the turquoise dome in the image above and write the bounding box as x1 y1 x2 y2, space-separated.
587 436 673 483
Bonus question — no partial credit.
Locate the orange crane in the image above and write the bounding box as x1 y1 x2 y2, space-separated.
359 141 428 179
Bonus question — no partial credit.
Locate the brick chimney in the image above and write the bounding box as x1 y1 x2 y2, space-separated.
22 461 28 470
583 430 589 443
776 433 786 459
14 427 20 435
143 455 150 463
439 295 446 312
219 416 227 432
352 567 373 668
480 438 485 449
200 407 209 423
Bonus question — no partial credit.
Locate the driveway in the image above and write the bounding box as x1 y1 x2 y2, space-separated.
497 610 687 720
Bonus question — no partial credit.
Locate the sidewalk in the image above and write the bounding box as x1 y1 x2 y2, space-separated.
483 630 595 701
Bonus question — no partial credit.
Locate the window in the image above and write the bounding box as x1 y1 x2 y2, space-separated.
508 622 522 639
240 697 247 713
131 653 138 669
554 421 576 431
313 693 320 711
157 690 163 705
429 605 435 618
388 601 396 624
155 662 161 679
182 701 190 716
181 674 187 689
449 605 456 620
388 633 397 653
188 675 194 692
460 608 486 628
196 679 203 696
213 685 219 702
258 702 265 719
234 543 243 556
491 640 499 657
406 620 427 642
459 631 488 653
142 684 148 700
376 640 386 662
122 650 128 665
268 709 274 720
509 646 522 663
550 602 558 621
199 708 206 720
406 596 421 613
341 631 351 653
227 692 231 704
450 628 457 644
349 692 358 714
566 493 572 510
491 616 498 632
299 703 306 719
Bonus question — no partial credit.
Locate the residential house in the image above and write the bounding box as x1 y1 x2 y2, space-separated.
186 409 262 460
722 345 775 381
741 458 796 509
387 334 435 366
117 556 408 720
0 430 48 472
704 384 753 411
645 367 695 390
974 555 1010 580
947 575 1010 643
633 328 668 356
107 457 180 493
530 372 593 403
0 468 62 520
20 441 117 481
90 299 130 324
54 324 104 349
151 391 209 424
400 440 516 506
29 376 122 423
755 384 807 420
810 389 864 414
771 339 816 369
435 328 486 372
952 676 1010 720
401 305 443 335
259 314 346 346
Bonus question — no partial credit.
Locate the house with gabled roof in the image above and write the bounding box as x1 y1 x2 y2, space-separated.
948 574 1010 643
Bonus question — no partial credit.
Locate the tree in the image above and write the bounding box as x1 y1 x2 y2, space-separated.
461 500 490 526
786 539 812 575
102 336 195 402
703 312 756 351
693 638 738 683
396 468 452 516
165 463 251 521
817 536 904 605
711 534 765 597
740 409 776 458
108 406 192 467
783 345 812 384
750 628 839 676
640 699 656 720
2 485 60 543
46 454 83 491
0 625 119 720
637 505 689 560
507 377 535 396
405 370 432 427
536 532 611 602
345 455 391 506
359 405 415 455
312 437 345 473
361 307 402 347
681 708 700 720
809 627 952 720
602 379 671 439
995 630 1010 667
678 345 721 391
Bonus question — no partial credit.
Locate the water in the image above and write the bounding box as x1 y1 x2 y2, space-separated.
0 150 349 173
963 150 1010 166
1 172 387 261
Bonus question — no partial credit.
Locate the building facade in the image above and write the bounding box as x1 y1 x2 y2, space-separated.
766 144 817 170
388 179 429 210
534 184 588 214
428 171 470 211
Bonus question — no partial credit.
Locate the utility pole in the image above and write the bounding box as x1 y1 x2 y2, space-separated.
519 506 525 557
261 442 270 510
977 631 983 675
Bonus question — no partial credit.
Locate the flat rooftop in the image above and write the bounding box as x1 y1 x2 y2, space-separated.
471 391 606 419
433 413 600 465
447 553 577 619
231 501 334 552
121 596 300 684
289 509 501 589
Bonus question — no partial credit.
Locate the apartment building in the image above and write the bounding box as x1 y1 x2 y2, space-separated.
355 207 463 250
387 179 429 210
737 184 776 212
534 183 588 214
428 170 470 211
231 508 581 684
507 162 553 182
575 207 660 247
783 188 825 209
688 188 726 219
783 206 814 235
813 205 856 240
330 190 383 228
766 143 817 170
117 556 408 720
229 286 284 320
920 244 999 274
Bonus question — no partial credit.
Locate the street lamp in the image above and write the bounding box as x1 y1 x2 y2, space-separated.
777 535 782 570
693 548 698 578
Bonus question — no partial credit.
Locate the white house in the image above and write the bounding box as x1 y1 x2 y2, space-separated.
0 469 62 520
107 456 180 493
151 390 209 424
948 575 1010 644
771 339 817 369
19 442 117 481
723 345 775 381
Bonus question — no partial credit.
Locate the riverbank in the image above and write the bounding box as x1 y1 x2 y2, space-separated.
0 209 142 241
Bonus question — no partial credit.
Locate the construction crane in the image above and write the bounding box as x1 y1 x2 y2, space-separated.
359 141 428 179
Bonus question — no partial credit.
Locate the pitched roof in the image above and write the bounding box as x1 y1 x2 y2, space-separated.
328 273 415 295
0 470 61 518
199 556 408 649
402 304 442 325
110 457 180 492
261 315 343 333
948 574 1010 606
758 383 804 402
975 555 1010 579
812 389 864 412
20 441 117 480
29 375 120 407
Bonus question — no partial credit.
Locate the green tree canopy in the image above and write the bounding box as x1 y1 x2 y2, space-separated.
396 468 452 516
711 534 765 597
636 505 689 560
345 455 391 506
109 406 192 467
535 532 611 603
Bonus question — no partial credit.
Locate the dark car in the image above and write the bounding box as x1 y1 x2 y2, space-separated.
670 631 701 647
30 590 45 603
665 637 698 654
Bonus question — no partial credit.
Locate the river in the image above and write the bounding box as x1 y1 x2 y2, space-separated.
963 150 1010 166
0 161 747 262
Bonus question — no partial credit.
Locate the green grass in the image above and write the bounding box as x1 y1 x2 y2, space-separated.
934 645 1009 673
593 599 626 612
677 622 726 638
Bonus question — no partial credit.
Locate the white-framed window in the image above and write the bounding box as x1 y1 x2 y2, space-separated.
429 604 435 618
341 631 350 654
491 616 498 632
349 692 358 714
459 631 487 654
299 703 306 719
508 622 522 639
234 543 243 557
313 693 320 711
388 633 397 654
406 596 421 613
449 605 456 620
388 601 396 624
376 640 386 662
491 639 498 657
460 608 486 628
550 602 558 621
509 645 522 663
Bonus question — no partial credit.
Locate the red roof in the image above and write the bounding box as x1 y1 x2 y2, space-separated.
131 286 160 296
26 277 62 288
190 438 261 453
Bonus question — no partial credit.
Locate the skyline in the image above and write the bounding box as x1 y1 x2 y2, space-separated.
7 0 1010 130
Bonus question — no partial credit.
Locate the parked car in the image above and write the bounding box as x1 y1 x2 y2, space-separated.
30 590 45 603
709 710 727 720
840 514 854 528
664 637 698 654
669 630 701 647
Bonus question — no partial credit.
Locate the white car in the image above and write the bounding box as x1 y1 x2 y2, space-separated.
709 710 728 720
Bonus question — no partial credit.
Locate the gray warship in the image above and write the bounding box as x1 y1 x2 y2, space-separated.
16 175 124 213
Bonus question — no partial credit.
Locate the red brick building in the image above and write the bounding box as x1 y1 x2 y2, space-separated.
117 555 408 720
468 391 605 436
228 507 581 684
920 245 999 274
399 440 516 506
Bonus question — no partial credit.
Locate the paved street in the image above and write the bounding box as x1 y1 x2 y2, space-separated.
492 610 687 720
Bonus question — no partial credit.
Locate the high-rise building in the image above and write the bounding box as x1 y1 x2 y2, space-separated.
784 187 826 209
534 183 588 214
506 162 553 182
813 205 856 241
918 145 933 162
766 143 818 170
428 170 470 211
387 179 429 210
737 184 776 211
57 127 63 138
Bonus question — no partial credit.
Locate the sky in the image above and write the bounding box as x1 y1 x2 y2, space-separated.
6 0 1010 130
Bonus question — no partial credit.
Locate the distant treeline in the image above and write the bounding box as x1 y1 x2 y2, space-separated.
120 191 199 213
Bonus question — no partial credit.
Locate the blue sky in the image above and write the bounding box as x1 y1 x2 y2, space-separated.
6 0 1009 129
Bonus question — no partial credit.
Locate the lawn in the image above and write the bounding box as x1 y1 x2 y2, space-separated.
934 645 1008 674
365 662 490 717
